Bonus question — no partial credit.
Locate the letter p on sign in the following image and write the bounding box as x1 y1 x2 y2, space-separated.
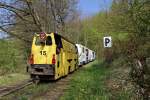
103 36 112 48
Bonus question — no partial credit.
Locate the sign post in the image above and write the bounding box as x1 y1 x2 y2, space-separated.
103 36 112 64
103 36 112 48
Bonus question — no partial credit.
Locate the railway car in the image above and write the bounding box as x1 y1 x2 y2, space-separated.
85 47 89 63
92 51 96 61
88 49 93 62
75 44 87 66
76 44 96 65
27 32 78 81
90 50 96 61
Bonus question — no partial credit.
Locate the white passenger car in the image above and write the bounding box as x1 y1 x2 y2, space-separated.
88 49 92 62
86 49 96 62
76 44 87 66
76 44 96 66
93 51 96 60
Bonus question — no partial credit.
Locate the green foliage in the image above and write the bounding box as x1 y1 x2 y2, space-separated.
61 61 134 100
78 0 149 98
3 82 51 99
61 61 112 100
0 39 27 75
0 73 29 86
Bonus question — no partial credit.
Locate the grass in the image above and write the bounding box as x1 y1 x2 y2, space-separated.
61 60 134 100
1 60 135 100
0 39 27 75
61 61 112 100
0 73 29 86
0 39 30 90
2 82 53 100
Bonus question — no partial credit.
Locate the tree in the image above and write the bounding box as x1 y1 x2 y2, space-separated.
0 0 78 43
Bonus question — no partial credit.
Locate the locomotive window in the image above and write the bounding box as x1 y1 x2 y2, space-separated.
46 36 52 45
35 36 52 46
35 37 42 45
54 34 63 48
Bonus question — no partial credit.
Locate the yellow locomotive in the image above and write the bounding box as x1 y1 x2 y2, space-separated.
27 32 78 80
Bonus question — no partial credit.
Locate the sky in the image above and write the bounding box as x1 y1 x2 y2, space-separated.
78 0 113 18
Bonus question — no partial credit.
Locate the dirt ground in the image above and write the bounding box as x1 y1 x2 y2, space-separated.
32 75 72 100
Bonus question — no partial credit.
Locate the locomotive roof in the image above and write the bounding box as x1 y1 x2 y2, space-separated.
35 32 75 45
53 33 75 45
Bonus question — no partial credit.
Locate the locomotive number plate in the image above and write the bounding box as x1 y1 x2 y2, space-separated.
40 51 47 55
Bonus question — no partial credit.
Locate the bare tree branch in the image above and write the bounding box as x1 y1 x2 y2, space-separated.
25 0 42 32
0 2 28 14
0 26 31 43
0 6 31 22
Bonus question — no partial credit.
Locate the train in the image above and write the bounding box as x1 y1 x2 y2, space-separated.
27 32 96 81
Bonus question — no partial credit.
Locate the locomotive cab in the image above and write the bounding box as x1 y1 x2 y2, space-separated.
28 32 78 80
28 32 60 80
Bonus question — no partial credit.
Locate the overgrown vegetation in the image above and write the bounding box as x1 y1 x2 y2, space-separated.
77 0 150 99
0 73 29 86
2 82 52 100
61 61 135 100
0 39 27 75
61 61 111 100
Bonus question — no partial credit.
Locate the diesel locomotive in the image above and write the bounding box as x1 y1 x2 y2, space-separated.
27 32 78 81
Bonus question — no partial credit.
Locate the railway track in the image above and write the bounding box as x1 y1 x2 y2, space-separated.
0 79 33 98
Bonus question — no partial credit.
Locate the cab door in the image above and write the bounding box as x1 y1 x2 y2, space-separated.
54 34 64 77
